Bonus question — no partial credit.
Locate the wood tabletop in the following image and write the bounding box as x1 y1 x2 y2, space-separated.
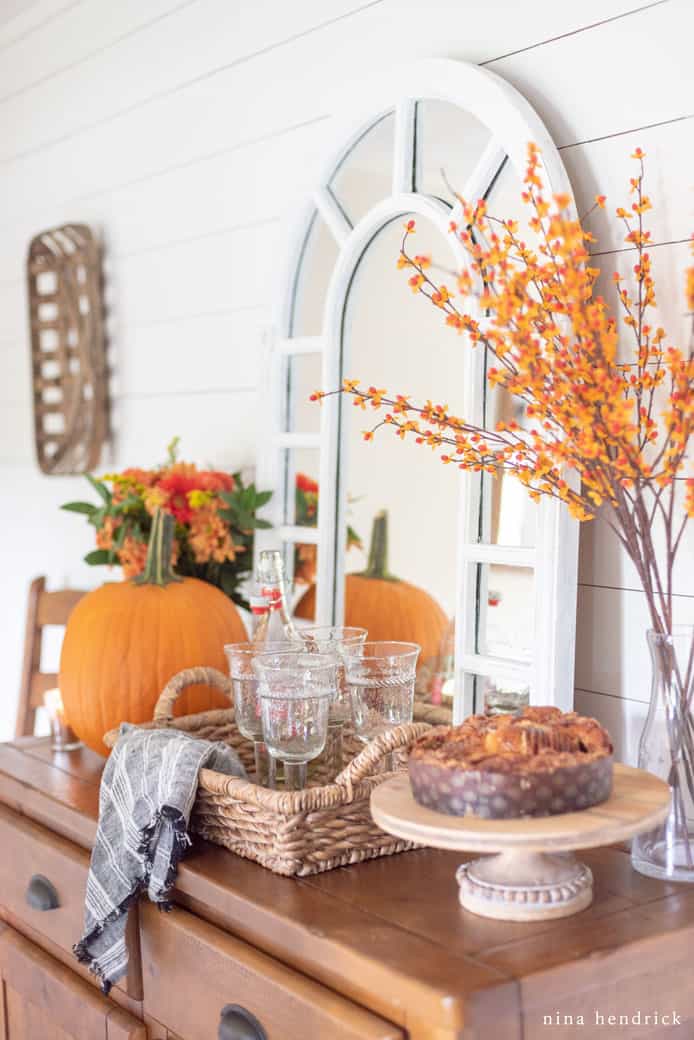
1 738 692 1039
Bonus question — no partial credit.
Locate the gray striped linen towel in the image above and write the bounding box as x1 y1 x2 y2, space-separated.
74 722 246 993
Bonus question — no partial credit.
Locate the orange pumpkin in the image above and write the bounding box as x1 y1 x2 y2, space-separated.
295 510 448 665
59 509 246 755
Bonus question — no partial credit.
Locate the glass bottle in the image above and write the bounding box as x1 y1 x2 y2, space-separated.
252 550 303 648
249 595 269 638
632 625 694 882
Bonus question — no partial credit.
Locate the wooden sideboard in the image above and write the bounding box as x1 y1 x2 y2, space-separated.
0 738 692 1039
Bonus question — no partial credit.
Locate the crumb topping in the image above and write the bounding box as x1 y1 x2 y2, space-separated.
411 707 613 773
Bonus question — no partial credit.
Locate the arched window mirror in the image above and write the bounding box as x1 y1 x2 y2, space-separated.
256 59 579 723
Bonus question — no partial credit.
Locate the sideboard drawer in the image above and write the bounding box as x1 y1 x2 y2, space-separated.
0 925 145 1039
0 804 142 1000
140 902 404 1040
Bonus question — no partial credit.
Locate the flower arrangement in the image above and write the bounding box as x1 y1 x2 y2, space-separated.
62 439 272 609
313 146 694 874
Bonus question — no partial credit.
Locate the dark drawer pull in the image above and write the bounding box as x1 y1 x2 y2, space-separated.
219 1004 267 1040
26 874 60 911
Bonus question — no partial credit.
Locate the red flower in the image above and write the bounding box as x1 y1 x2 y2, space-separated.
155 472 199 524
296 472 318 494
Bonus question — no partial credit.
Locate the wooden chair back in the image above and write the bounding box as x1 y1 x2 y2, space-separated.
16 576 87 738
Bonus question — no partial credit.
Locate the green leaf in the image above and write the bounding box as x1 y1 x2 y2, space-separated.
166 436 180 465
61 501 97 515
84 549 116 566
113 522 128 549
86 474 111 505
118 494 143 513
254 490 273 508
253 518 273 529
88 506 107 529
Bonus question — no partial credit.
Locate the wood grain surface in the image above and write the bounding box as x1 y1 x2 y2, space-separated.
0 739 690 1040
0 803 143 1001
140 902 404 1040
0 927 144 1039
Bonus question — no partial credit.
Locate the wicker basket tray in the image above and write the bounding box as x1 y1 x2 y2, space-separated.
103 666 448 877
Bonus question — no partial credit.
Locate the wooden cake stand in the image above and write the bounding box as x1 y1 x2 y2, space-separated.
371 764 670 921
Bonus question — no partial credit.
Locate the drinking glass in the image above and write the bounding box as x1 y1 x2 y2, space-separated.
253 652 337 791
342 641 420 772
224 641 291 787
299 626 368 775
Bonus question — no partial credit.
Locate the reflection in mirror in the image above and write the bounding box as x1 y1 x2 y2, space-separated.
479 385 536 547
281 447 320 529
475 673 531 716
485 155 542 249
474 562 534 662
339 212 463 715
281 446 321 618
291 213 340 336
415 100 493 201
288 352 322 433
475 157 545 551
329 112 395 227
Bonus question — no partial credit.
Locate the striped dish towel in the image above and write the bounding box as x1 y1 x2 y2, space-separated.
74 723 246 994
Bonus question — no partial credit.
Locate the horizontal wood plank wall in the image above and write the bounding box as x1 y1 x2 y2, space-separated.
0 0 691 752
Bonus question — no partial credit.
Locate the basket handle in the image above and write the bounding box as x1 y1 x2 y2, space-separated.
153 666 232 722
335 722 429 794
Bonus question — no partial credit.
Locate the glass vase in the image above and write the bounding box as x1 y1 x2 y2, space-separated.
631 625 694 882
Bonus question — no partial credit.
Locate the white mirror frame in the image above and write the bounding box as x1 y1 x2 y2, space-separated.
257 59 579 721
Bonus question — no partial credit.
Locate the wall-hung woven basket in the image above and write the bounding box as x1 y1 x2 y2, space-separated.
27 224 108 474
103 666 449 877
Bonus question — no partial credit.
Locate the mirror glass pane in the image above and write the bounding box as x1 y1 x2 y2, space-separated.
474 157 544 548
282 447 319 528
288 352 322 433
329 112 395 227
339 212 461 709
474 562 534 662
291 213 340 336
415 100 493 201
484 156 541 247
470 673 531 716
282 447 321 618
479 384 536 546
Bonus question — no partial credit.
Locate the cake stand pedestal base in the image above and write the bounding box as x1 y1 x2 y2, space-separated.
456 850 593 921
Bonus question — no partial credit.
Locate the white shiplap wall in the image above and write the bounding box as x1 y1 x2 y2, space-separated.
0 0 691 755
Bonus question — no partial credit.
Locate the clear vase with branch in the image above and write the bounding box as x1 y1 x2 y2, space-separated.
313 143 694 880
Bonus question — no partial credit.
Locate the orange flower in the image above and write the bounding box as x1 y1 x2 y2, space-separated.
327 143 693 552
118 536 149 579
188 507 240 565
95 515 120 552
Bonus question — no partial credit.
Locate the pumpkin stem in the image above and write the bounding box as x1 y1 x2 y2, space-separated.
133 509 182 587
360 510 399 582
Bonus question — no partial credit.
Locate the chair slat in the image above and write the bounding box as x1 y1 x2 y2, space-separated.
30 672 59 707
37 589 85 627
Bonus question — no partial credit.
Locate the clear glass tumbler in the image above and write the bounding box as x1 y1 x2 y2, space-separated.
342 641 420 772
299 626 368 776
253 652 336 791
224 641 292 787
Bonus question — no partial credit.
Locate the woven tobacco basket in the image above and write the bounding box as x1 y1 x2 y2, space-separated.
104 666 445 877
